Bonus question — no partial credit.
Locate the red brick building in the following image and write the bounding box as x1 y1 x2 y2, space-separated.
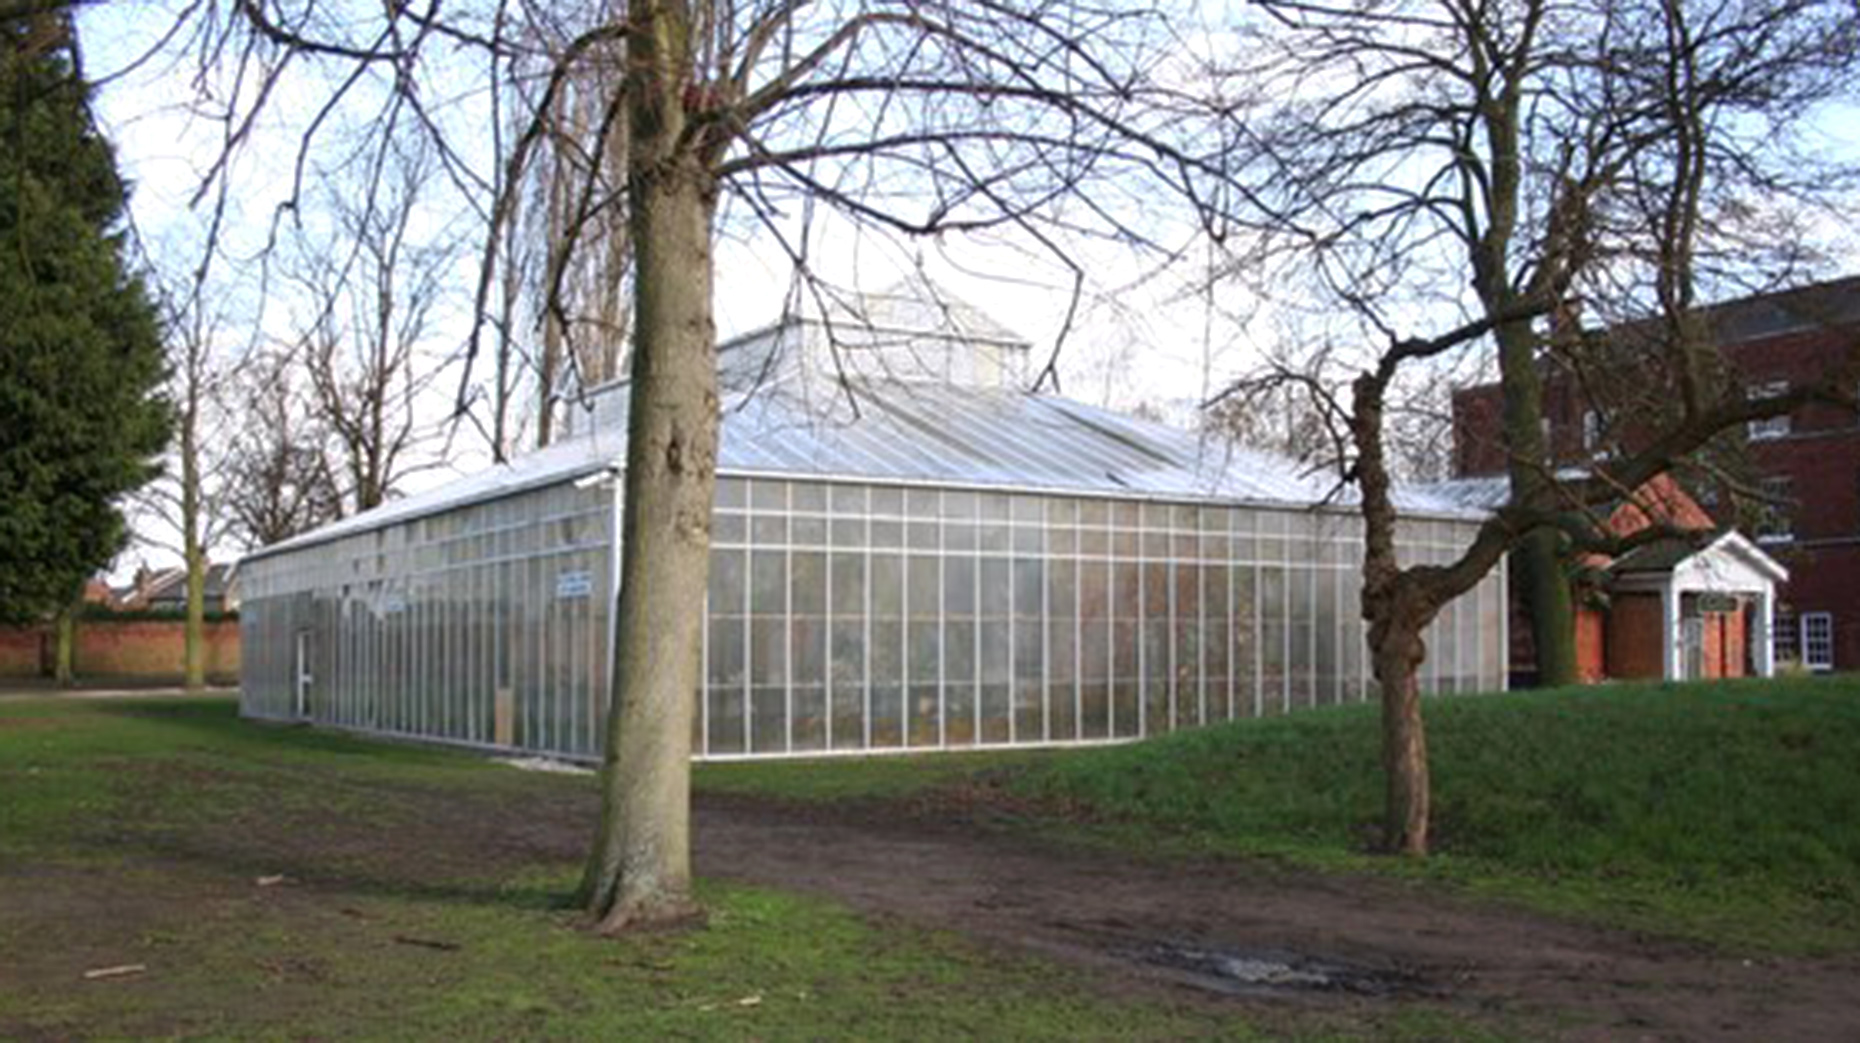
1451 277 1858 676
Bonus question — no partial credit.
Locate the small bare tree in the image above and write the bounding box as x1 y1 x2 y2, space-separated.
531 32 633 447
169 302 232 689
219 350 343 547
1206 362 1454 484
283 142 460 513
129 290 238 690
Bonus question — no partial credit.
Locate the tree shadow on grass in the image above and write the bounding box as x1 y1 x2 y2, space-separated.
88 697 478 764
68 811 581 914
61 700 595 916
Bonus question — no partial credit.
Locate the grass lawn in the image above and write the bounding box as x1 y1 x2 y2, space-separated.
9 677 1852 1039
702 676 1860 954
0 695 1486 1042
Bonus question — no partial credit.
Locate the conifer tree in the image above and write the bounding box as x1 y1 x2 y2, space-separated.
0 13 168 625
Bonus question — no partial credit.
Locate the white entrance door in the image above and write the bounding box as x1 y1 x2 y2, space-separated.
1681 617 1706 681
293 629 314 719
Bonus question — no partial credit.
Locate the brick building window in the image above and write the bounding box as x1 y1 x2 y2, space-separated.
1802 612 1834 671
1773 613 1798 664
1582 410 1610 458
1755 475 1794 542
1747 381 1792 441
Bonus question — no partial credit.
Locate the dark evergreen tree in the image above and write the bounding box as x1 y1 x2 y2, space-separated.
0 13 168 624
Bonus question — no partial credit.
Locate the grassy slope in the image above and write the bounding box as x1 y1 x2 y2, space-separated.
0 696 1485 1042
704 678 1860 953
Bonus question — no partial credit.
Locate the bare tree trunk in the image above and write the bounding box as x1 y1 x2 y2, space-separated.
1354 371 1439 855
536 117 570 449
181 383 207 691
52 603 76 686
1496 318 1579 688
1479 71 1578 688
537 309 563 447
1372 625 1429 855
1518 530 1576 686
578 151 719 934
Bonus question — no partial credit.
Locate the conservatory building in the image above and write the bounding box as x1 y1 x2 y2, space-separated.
239 286 1506 760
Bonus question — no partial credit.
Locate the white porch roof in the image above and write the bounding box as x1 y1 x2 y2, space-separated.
1611 530 1789 593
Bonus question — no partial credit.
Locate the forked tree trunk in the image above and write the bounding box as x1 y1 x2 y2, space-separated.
1354 371 1442 856
577 151 720 933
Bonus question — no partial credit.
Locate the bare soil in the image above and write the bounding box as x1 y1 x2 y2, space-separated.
682 793 1860 1042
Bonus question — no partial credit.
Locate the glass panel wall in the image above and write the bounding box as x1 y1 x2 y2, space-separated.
700 478 1506 757
242 472 1504 762
240 481 616 759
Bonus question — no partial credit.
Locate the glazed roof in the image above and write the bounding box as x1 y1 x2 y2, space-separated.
251 376 1476 562
250 284 1481 562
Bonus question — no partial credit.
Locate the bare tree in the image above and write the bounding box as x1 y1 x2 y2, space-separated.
219 350 344 547
180 0 1183 931
529 30 633 448
128 290 237 690
1207 363 1454 484
479 22 637 454
1205 0 1859 853
170 303 231 689
283 141 459 514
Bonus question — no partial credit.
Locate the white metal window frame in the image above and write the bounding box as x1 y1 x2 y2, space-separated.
1802 611 1834 672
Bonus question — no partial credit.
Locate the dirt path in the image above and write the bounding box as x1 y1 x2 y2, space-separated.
689 793 1860 1042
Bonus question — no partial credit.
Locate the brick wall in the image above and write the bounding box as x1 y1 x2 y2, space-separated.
1575 606 1607 684
0 620 240 683
0 628 43 675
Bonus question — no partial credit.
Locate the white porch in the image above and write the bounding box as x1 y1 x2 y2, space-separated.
1610 531 1790 681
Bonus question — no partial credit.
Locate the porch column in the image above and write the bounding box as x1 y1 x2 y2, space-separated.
1661 580 1683 681
1754 588 1776 678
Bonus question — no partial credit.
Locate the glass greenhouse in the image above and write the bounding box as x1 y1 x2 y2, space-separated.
240 288 1506 760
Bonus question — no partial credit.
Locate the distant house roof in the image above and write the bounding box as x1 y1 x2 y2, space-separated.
1687 275 1860 346
1416 471 1711 529
139 563 239 605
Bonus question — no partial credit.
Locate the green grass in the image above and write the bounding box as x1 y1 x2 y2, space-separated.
0 696 537 865
1 695 1494 1041
704 677 1860 953
697 748 1053 802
